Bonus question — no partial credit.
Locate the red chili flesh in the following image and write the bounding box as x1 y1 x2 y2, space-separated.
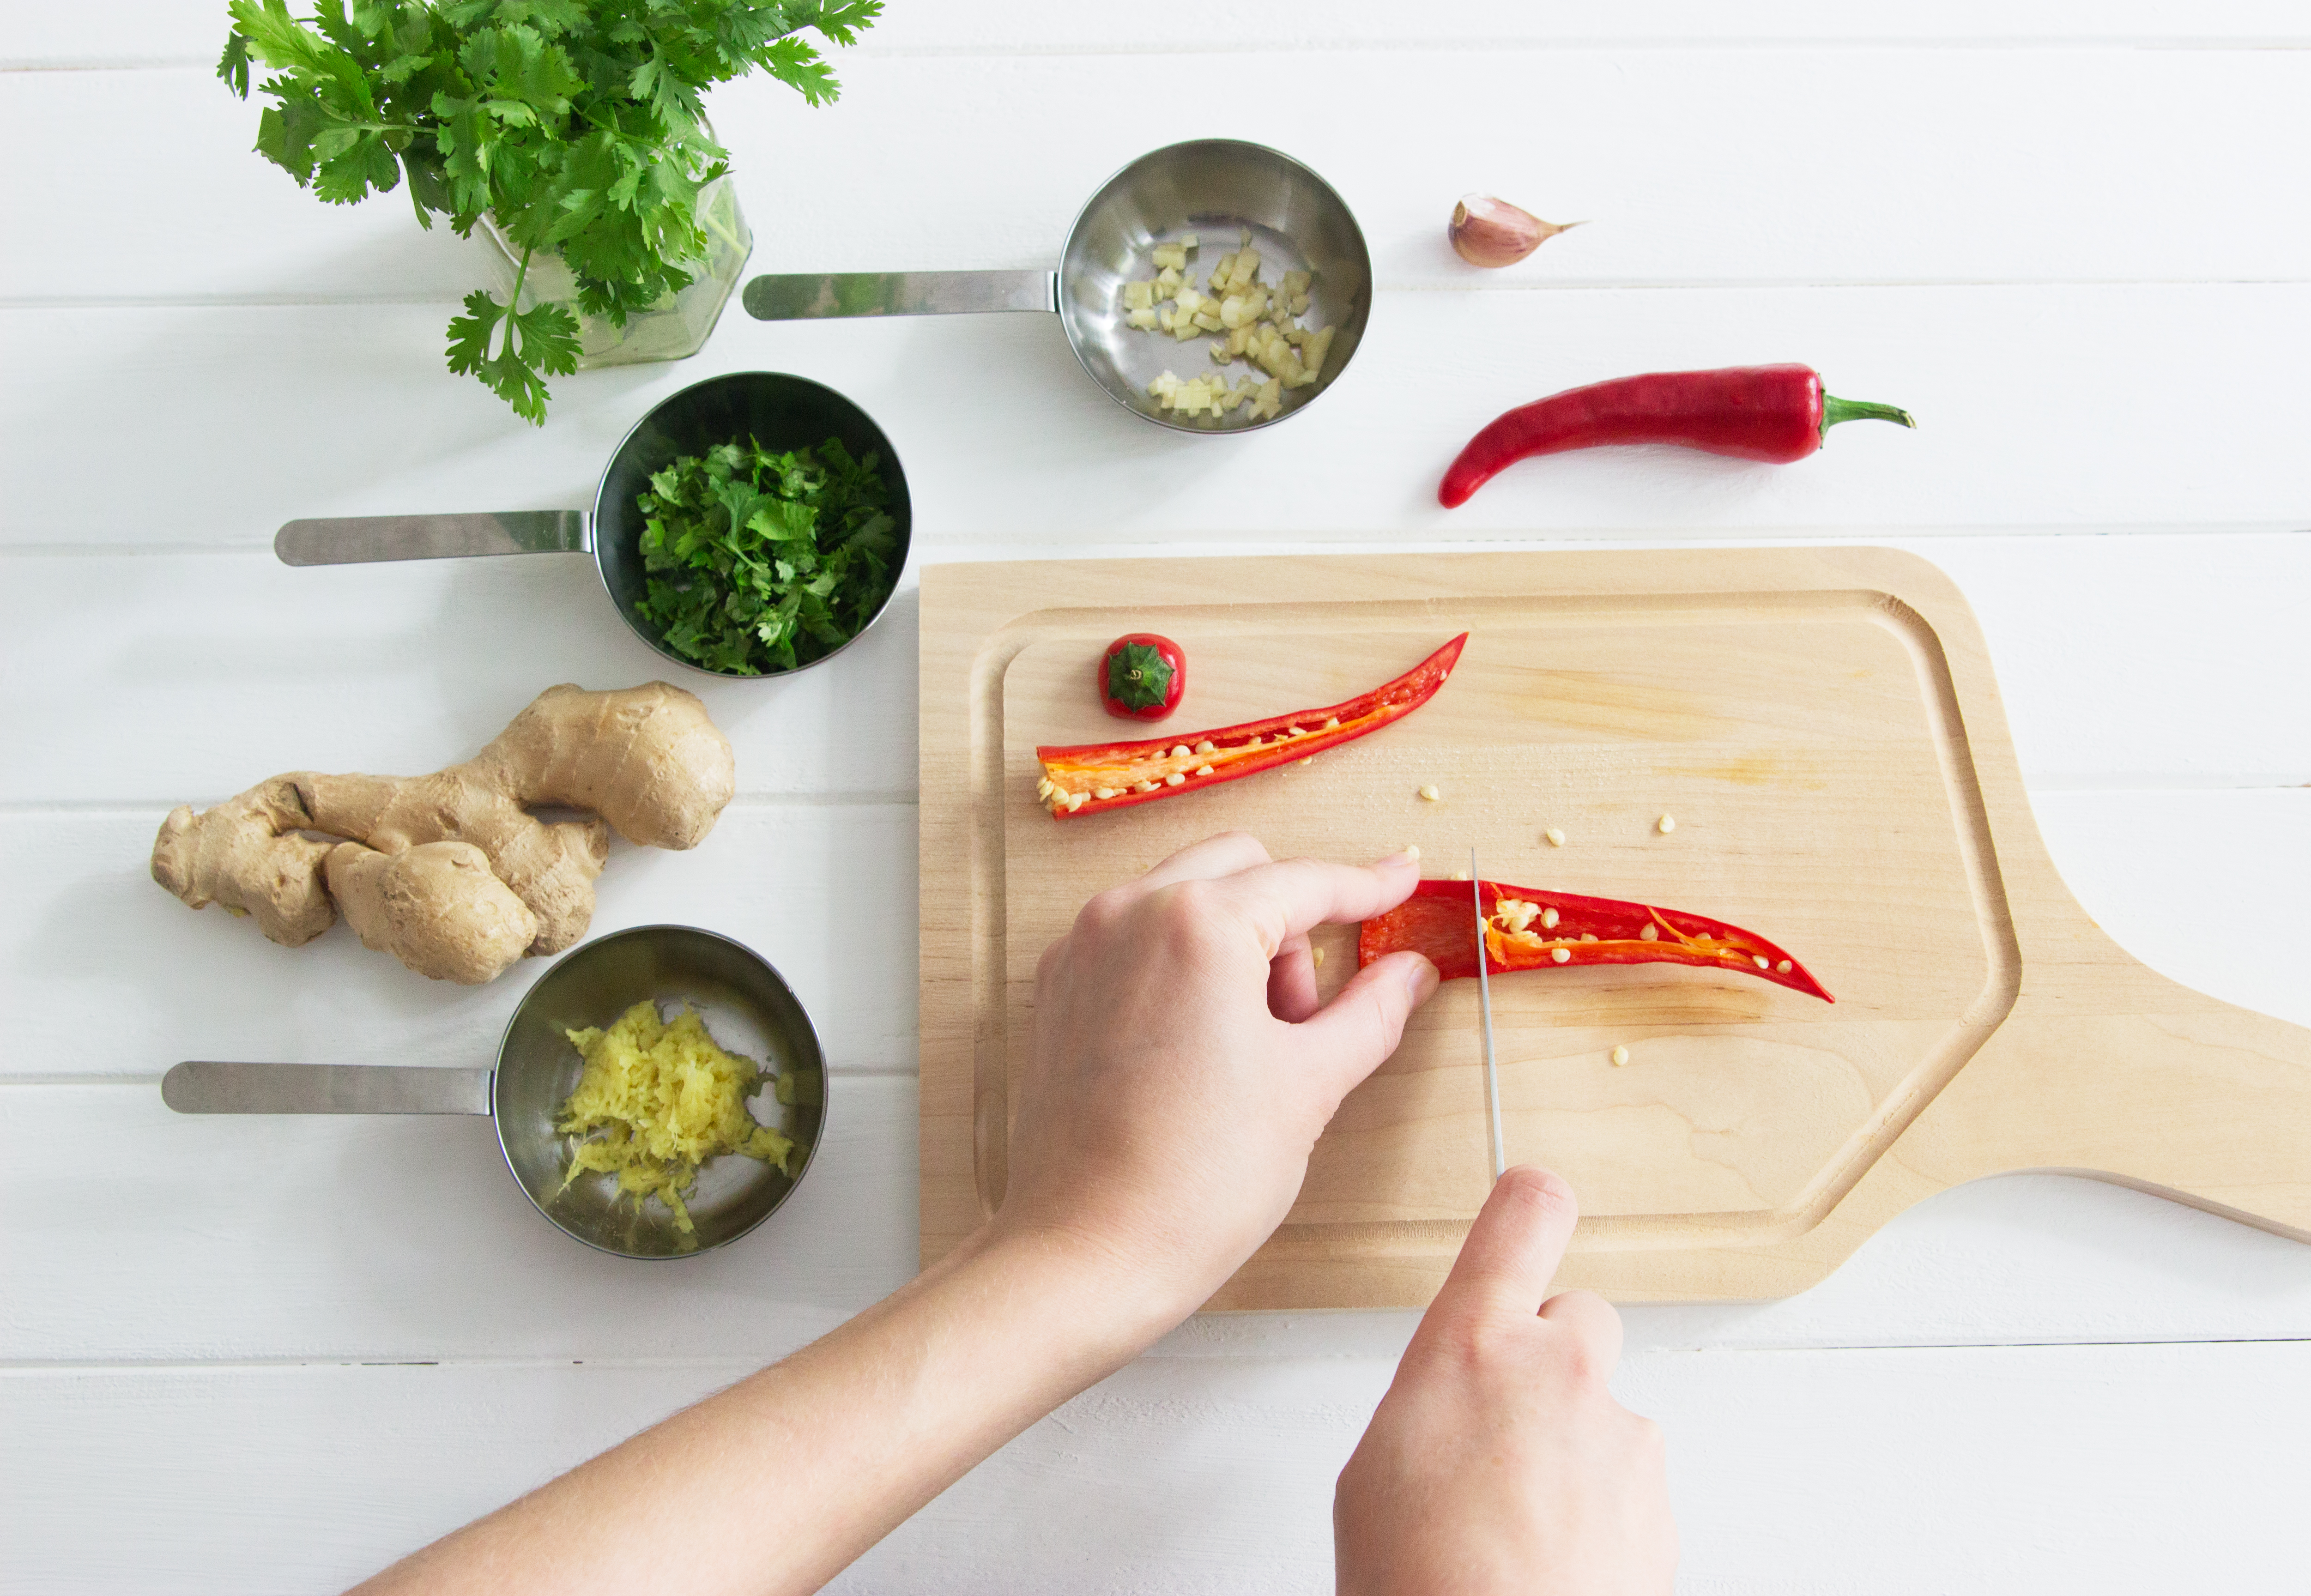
1037 634 1467 819
1438 363 1913 508
1359 877 1832 1002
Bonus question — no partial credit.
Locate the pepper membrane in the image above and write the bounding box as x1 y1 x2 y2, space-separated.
1359 877 1832 1001
1037 634 1467 818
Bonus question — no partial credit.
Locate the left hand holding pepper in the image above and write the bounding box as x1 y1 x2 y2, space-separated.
998 831 1441 1321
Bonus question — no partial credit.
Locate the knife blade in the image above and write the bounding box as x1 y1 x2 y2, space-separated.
1472 848 1506 1179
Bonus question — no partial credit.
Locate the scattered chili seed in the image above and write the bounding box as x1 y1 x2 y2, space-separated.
1610 1045 1630 1067
1545 827 1567 847
1657 814 1676 834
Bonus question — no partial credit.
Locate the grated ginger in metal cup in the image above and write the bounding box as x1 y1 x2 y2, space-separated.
557 1000 806 1245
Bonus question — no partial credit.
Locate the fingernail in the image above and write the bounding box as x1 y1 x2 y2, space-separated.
1379 845 1421 868
1405 954 1440 1003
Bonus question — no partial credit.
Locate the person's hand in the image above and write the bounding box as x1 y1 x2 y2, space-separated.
1334 1167 1677 1596
994 831 1440 1321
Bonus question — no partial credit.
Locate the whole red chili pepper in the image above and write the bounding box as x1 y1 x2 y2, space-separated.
1098 633 1186 721
1438 363 1913 508
1038 634 1466 819
1360 877 1832 1001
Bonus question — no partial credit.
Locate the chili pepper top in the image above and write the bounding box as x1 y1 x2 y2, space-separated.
1360 877 1832 1002
1100 633 1186 721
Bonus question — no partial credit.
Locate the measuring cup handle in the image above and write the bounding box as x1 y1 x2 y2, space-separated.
274 510 592 567
742 269 1059 320
163 1061 495 1116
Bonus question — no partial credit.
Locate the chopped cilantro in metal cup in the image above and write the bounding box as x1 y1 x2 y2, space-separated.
634 436 900 675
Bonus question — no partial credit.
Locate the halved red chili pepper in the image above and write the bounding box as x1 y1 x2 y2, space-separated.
1037 634 1468 819
1359 877 1832 1002
1438 363 1914 508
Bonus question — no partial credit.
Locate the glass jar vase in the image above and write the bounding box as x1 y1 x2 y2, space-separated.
478 174 753 369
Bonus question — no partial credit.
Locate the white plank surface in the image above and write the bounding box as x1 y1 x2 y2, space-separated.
10 1075 2307 1366
6 289 2311 553
6 534 2305 812
10 51 2309 302
5 8 2308 1591
12 2 2311 68
7 1340 2306 1594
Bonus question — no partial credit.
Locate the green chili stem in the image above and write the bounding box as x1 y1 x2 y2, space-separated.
1822 394 1916 432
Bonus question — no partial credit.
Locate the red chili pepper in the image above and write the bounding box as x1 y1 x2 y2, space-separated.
1438 363 1913 508
1037 634 1468 820
1099 633 1186 721
1359 877 1832 1002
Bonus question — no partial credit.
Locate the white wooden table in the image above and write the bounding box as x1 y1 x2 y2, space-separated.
6 5 2308 1590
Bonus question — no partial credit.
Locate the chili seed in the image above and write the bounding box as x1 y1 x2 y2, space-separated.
1551 947 1571 964
1610 1045 1629 1067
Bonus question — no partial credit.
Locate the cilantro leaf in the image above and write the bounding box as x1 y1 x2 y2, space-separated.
445 285 579 425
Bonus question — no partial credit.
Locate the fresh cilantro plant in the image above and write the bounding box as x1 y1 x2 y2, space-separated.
218 0 881 423
634 437 901 674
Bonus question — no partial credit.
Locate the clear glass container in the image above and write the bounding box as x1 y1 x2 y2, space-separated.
479 174 752 369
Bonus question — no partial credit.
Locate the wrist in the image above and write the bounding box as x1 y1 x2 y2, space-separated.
960 1215 1202 1362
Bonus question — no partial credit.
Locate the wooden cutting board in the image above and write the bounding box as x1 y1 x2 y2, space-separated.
918 548 2311 1306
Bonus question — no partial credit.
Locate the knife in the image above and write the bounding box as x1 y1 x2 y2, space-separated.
1472 849 1506 1179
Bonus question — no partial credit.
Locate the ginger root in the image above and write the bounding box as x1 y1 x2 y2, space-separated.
151 682 736 984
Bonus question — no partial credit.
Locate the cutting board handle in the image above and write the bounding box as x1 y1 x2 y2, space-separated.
1933 954 2311 1240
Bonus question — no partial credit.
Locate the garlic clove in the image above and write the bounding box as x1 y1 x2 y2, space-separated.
1449 194 1582 268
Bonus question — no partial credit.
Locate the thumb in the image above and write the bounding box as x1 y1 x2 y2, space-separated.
1426 1165 1580 1327
1293 950 1439 1103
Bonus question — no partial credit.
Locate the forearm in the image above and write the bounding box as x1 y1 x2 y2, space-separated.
356 1225 1174 1596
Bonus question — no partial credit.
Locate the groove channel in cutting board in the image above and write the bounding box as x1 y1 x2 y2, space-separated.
999 594 2010 1234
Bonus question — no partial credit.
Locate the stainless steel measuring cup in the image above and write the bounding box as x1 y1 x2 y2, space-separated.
162 925 829 1260
743 139 1372 432
272 370 911 679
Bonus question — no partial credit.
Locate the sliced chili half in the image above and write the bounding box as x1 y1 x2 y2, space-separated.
1359 877 1832 1002
1036 633 1468 819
